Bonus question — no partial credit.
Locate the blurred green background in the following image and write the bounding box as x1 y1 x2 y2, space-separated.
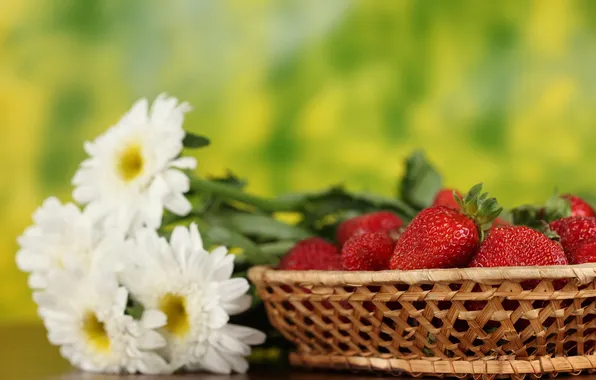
3 0 596 324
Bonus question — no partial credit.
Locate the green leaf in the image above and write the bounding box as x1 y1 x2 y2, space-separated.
125 297 145 320
207 225 259 253
399 150 443 210
542 225 560 241
205 225 283 265
190 176 302 212
511 194 571 229
463 183 483 212
457 184 503 231
290 186 417 220
259 241 296 257
208 212 312 241
183 132 210 148
510 205 541 228
210 170 247 189
273 192 309 205
465 183 483 202
543 195 571 222
351 191 417 218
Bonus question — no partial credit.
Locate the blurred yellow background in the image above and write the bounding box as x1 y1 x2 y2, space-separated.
3 0 596 323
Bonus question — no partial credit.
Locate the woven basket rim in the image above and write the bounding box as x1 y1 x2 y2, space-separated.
248 264 596 286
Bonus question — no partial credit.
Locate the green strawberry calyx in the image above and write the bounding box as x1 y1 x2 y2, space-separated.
510 193 572 228
538 221 561 241
454 183 503 240
542 194 572 222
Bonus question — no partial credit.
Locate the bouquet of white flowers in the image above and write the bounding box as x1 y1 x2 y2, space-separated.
16 95 270 375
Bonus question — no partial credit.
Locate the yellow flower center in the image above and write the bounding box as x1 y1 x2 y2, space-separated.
117 143 144 181
82 311 110 353
159 293 190 337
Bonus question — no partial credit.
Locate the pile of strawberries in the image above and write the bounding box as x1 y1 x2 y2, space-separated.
278 184 596 272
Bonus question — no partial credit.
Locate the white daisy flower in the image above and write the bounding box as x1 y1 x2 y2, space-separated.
72 94 197 235
16 197 120 289
35 268 170 374
121 223 266 374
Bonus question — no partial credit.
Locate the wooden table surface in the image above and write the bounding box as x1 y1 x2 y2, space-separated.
10 325 596 380
4 325 406 380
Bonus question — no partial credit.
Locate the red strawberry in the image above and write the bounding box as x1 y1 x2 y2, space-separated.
562 194 596 218
566 239 596 264
549 216 596 252
278 238 342 270
432 188 462 210
341 232 395 271
390 207 478 269
390 184 502 270
470 226 568 267
336 211 404 246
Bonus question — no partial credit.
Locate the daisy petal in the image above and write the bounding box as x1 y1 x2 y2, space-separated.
114 287 129 312
208 306 229 329
164 193 192 216
201 347 232 374
120 98 148 126
137 330 166 350
170 157 197 170
188 223 204 251
83 141 96 155
222 295 252 315
140 354 171 375
228 354 249 373
212 333 251 356
223 324 267 345
141 310 167 329
16 249 39 271
164 169 190 193
72 186 95 204
170 226 191 271
150 94 178 124
219 278 250 301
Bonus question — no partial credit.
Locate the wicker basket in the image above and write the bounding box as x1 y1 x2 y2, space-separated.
248 265 596 379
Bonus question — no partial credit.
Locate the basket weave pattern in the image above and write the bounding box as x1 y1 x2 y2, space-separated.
248 265 596 378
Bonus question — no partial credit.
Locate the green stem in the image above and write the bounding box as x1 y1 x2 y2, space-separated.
190 177 304 212
259 241 296 256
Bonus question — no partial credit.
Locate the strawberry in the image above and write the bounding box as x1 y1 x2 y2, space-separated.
566 239 596 264
336 211 404 246
432 188 462 210
278 237 342 270
562 194 596 218
469 226 568 267
390 184 502 270
549 216 596 252
341 232 396 271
